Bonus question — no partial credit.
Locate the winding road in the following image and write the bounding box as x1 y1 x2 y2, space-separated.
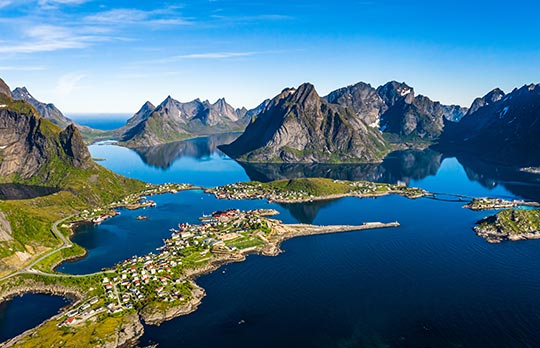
0 215 112 282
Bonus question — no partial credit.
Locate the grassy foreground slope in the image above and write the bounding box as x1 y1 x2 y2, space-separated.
0 90 146 275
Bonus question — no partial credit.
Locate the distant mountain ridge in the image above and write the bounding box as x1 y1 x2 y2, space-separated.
219 83 391 163
11 87 74 129
439 83 540 165
10 86 109 142
324 81 468 140
119 96 265 147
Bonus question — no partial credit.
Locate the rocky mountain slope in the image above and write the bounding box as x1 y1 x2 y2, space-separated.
219 83 391 163
439 84 540 165
324 81 468 140
0 100 91 183
11 87 74 128
120 96 257 147
0 77 145 272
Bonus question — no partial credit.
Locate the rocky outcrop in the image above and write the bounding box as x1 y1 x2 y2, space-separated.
0 210 12 241
219 83 391 163
141 284 206 326
377 82 467 139
0 109 91 181
59 124 92 168
323 82 387 127
10 86 107 143
112 313 144 348
439 84 540 165
0 82 92 183
236 99 271 124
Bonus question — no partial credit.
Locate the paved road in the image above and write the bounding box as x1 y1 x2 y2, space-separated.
0 215 112 282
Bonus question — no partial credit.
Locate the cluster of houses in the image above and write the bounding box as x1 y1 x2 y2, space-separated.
59 297 102 327
466 197 538 210
208 183 314 201
60 209 273 327
207 180 423 203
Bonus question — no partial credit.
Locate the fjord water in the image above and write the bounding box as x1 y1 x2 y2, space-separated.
6 132 540 346
0 294 69 342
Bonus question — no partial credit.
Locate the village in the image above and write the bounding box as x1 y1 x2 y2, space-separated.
464 197 540 211
206 178 427 203
58 208 277 327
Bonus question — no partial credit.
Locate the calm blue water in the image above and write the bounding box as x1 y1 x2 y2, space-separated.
4 130 540 347
67 113 129 130
0 294 69 342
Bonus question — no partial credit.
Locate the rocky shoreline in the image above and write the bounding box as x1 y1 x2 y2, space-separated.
474 223 540 243
0 209 400 347
0 282 84 303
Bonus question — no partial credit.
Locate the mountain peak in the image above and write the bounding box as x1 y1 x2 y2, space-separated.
466 88 505 116
377 81 415 105
135 101 155 116
9 85 74 128
484 88 505 101
219 82 390 163
289 83 320 105
142 101 155 108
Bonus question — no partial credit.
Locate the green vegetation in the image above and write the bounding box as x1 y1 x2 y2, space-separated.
33 243 87 273
476 209 540 237
208 177 427 202
0 95 147 274
0 94 39 117
0 168 146 274
14 312 130 348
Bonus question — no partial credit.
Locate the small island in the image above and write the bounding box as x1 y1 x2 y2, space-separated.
0 207 399 347
474 209 540 243
206 178 428 203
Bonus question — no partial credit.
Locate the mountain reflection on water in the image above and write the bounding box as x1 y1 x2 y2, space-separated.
133 133 241 169
455 154 540 201
123 133 540 203
240 149 443 185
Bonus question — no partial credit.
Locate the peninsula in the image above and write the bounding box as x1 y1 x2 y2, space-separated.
0 208 399 347
206 177 429 203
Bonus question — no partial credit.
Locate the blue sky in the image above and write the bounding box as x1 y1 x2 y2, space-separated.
0 0 539 113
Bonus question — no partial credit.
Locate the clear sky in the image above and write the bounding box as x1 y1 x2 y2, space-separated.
0 0 539 113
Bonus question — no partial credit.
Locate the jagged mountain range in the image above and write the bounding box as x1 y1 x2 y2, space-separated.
219 83 391 163
439 84 540 165
11 87 74 129
10 86 109 143
4 77 540 166
118 96 267 147
323 81 468 140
